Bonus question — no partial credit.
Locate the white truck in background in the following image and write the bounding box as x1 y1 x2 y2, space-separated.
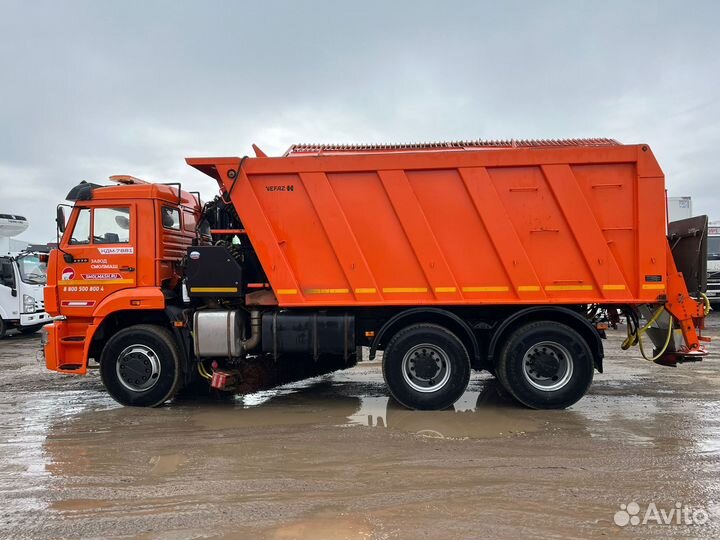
0 214 51 337
668 196 693 222
707 222 720 304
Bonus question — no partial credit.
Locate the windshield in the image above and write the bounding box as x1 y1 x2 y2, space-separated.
17 254 47 285
708 237 720 260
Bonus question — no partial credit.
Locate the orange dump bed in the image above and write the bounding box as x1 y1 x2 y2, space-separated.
188 140 668 307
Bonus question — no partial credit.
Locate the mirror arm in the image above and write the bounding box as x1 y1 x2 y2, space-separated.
55 204 75 263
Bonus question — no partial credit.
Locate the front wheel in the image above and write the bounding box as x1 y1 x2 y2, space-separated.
100 325 181 407
382 323 470 410
496 321 594 409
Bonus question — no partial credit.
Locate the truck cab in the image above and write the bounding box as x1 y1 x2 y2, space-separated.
0 251 51 337
43 177 200 374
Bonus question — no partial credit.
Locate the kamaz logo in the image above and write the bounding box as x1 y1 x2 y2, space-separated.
266 185 295 192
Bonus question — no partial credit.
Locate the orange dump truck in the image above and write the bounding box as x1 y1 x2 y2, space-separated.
43 139 710 410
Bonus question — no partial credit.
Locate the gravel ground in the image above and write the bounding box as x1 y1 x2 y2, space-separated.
1 316 719 539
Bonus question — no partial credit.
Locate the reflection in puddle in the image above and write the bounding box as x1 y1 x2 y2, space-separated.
186 374 545 440
347 391 542 439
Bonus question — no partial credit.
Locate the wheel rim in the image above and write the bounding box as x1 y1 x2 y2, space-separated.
401 343 452 393
521 341 573 391
116 344 161 392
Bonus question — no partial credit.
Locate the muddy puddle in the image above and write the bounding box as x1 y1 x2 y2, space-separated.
186 369 545 440
2 326 720 538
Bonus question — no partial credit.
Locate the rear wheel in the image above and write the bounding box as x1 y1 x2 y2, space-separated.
382 323 470 410
100 325 181 407
496 321 594 409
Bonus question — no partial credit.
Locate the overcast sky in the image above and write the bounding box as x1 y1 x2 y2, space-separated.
1 0 718 242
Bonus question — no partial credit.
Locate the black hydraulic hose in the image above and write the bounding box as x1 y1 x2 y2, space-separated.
221 155 248 204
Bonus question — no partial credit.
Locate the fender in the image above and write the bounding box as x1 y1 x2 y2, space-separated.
486 306 604 372
76 287 168 373
370 307 481 364
92 287 166 318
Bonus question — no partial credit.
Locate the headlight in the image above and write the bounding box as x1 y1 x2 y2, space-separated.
23 294 36 313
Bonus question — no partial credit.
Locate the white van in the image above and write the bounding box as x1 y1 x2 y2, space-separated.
0 251 52 337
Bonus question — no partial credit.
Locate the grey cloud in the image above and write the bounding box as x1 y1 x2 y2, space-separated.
1 0 719 241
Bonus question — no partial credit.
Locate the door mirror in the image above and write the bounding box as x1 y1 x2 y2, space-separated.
56 206 66 233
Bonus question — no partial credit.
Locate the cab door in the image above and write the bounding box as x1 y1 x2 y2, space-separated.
0 257 19 324
59 204 137 314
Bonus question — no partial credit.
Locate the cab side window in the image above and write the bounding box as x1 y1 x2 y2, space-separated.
93 207 130 244
69 208 91 245
183 210 197 233
161 206 181 230
0 258 15 289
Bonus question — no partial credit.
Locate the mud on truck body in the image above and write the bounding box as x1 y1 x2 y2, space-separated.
43 140 711 409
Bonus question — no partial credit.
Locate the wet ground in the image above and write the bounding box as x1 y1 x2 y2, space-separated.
1 317 720 539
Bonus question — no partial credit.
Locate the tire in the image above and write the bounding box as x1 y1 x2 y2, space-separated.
100 325 182 407
0 317 6 339
496 321 594 409
18 324 44 335
382 323 470 410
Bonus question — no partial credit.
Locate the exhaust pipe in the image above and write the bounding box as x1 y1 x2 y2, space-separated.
241 310 261 353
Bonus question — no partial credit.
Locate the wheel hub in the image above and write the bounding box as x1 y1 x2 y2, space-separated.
410 349 443 380
116 344 161 392
529 352 560 378
521 341 573 392
401 343 452 393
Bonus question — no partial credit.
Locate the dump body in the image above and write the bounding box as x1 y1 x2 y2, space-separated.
188 142 668 308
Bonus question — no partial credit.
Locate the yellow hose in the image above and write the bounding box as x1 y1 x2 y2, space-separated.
637 310 674 362
623 306 674 362
197 360 213 380
700 292 712 316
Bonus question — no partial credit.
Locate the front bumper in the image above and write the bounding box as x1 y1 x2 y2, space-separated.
20 311 52 327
